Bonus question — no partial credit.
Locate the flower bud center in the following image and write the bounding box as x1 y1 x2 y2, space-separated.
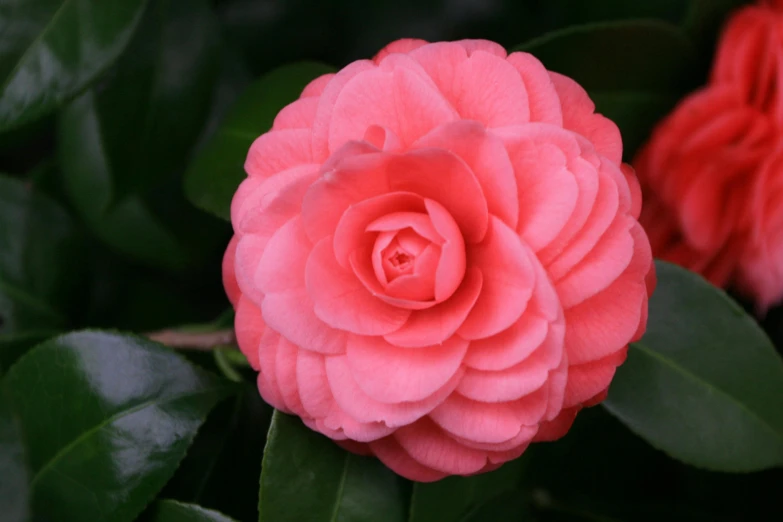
382 240 416 281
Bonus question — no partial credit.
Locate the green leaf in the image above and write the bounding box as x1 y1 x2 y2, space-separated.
185 62 335 220
84 0 219 199
408 460 527 522
3 331 236 522
143 500 238 522
604 261 783 472
0 174 84 335
0 0 149 132
58 0 226 272
0 387 30 522
259 411 407 522
517 20 700 159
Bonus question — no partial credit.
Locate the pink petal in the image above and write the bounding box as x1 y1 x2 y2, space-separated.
537 156 601 266
456 39 508 57
276 336 306 415
458 217 535 339
327 62 457 151
370 435 448 482
383 267 483 347
273 96 319 130
563 350 626 408
562 225 651 365
497 124 581 251
447 424 537 453
324 356 463 426
554 216 635 309
245 129 314 178
256 329 288 411
350 249 436 311
409 42 469 101
374 38 430 63
621 164 643 219
223 235 241 307
301 73 335 97
367 211 442 243
311 60 377 161
234 234 269 307
457 333 562 402
429 394 526 444
414 121 519 230
256 217 311 294
545 164 621 281
230 177 263 231
234 296 265 370
295 350 333 419
425 199 467 300
237 164 320 236
306 238 411 335
550 72 623 165
532 406 578 442
393 418 489 475
335 439 372 455
452 50 531 126
543 349 569 420
346 335 468 403
301 148 390 243
333 192 426 269
296 351 395 442
387 149 489 243
463 312 550 371
385 244 439 301
262 289 347 354
506 52 563 125
363 125 403 152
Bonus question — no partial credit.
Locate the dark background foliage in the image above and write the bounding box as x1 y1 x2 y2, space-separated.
1 1 782 521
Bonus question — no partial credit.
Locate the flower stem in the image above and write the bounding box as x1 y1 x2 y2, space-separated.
146 329 236 350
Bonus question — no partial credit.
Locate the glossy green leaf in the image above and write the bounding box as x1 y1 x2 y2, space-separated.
0 0 149 132
3 331 236 522
85 0 219 199
0 174 84 335
604 261 783 471
259 411 407 522
409 460 527 522
185 62 335 220
0 387 29 522
517 20 700 159
58 92 189 270
58 0 226 272
144 500 238 522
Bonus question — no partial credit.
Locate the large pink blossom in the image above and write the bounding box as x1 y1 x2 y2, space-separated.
224 38 655 482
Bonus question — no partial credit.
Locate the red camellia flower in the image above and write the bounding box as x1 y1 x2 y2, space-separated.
636 0 783 310
223 38 655 481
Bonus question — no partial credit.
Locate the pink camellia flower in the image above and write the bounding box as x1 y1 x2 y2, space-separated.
711 0 783 122
636 86 775 290
224 38 655 482
636 0 783 311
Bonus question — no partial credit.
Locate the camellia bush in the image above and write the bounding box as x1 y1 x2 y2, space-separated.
1 1 782 522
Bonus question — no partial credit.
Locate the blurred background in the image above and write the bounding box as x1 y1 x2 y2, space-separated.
1 1 780 521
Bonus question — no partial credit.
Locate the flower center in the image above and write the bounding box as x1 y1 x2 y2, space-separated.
381 241 416 281
388 250 413 269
